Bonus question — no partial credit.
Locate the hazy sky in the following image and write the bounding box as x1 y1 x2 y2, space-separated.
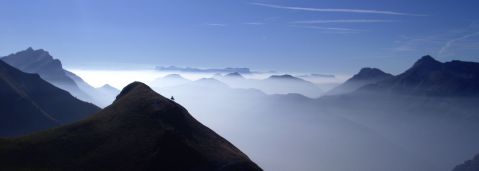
1 0 479 74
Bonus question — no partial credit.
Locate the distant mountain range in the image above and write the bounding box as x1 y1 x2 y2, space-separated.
1 48 118 107
0 82 261 171
156 65 252 73
0 60 100 136
215 73 324 98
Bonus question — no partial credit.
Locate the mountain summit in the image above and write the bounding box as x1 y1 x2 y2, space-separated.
327 67 393 95
0 82 262 171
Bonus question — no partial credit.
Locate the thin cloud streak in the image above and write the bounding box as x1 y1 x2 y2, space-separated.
438 31 479 56
251 2 427 16
205 23 227 27
293 19 399 24
243 22 265 25
290 25 363 34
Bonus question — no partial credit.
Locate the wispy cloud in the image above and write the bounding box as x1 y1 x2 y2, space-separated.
438 31 479 56
391 23 479 59
293 19 399 24
290 25 362 34
243 22 265 25
251 2 427 16
205 23 227 27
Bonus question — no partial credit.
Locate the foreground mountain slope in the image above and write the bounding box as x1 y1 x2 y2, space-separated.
327 67 393 95
0 60 100 136
0 82 262 171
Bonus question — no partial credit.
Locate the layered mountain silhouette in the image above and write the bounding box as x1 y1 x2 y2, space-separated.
2 48 117 107
0 60 100 137
326 67 393 95
453 154 479 171
0 82 262 171
360 55 479 96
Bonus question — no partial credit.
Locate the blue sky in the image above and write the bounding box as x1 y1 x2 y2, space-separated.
0 0 478 74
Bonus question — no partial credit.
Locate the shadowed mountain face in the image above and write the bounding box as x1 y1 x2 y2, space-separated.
0 82 262 171
1 48 93 102
327 67 393 95
0 60 100 137
453 154 479 171
361 55 479 96
2 48 118 107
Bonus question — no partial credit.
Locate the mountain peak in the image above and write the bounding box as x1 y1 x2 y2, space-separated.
413 55 442 68
353 67 393 80
115 82 154 101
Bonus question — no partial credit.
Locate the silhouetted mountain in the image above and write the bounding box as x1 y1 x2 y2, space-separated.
0 82 261 171
150 74 191 88
1 48 93 103
361 55 479 96
453 154 479 171
0 60 99 137
327 67 393 95
156 66 251 73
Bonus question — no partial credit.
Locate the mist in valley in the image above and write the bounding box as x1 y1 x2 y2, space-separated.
69 66 479 171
